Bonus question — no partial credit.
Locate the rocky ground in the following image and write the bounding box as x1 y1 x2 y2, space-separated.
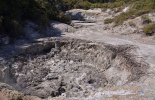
0 8 155 100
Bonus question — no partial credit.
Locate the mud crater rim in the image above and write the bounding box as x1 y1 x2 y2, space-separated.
0 37 149 98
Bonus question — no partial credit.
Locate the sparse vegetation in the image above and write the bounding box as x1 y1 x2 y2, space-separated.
128 21 136 27
113 9 149 26
56 13 72 24
143 23 155 36
114 7 124 13
74 1 92 10
141 15 152 24
104 18 113 24
104 0 155 25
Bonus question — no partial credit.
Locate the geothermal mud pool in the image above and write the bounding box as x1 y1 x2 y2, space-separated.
0 37 149 99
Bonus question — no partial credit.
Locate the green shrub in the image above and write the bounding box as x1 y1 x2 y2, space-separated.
143 23 155 36
62 0 78 10
0 0 71 40
114 7 123 13
107 1 124 8
113 12 129 25
112 9 149 25
110 0 155 25
91 3 106 8
74 1 91 10
104 18 113 24
57 13 71 24
132 0 155 10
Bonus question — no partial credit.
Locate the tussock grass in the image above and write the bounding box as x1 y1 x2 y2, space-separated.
143 23 155 36
104 18 113 24
141 15 152 24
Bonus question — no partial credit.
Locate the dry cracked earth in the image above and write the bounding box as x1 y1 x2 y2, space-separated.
0 9 155 100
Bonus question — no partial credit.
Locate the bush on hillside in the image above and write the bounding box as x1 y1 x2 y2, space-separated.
61 0 78 10
112 9 149 25
57 13 71 24
74 1 92 10
104 18 113 24
143 23 155 36
128 21 136 27
108 0 155 26
141 15 152 24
